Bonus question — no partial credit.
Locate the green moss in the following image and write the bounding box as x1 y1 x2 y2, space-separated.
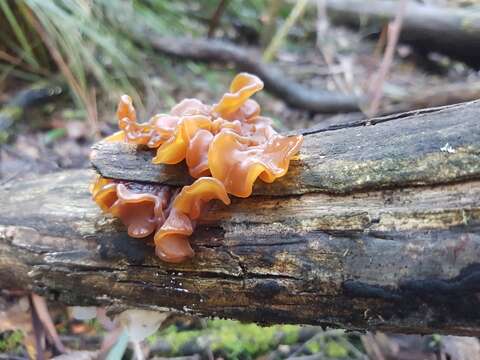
306 339 321 354
155 319 302 359
208 319 302 359
280 324 300 345
325 340 348 358
160 325 202 354
0 330 24 353
210 321 275 358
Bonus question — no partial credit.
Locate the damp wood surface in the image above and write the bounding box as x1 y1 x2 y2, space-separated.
1 101 480 336
91 101 480 195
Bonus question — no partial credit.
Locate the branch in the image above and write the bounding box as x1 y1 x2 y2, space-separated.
1 101 480 335
207 0 229 38
145 35 360 113
366 0 407 117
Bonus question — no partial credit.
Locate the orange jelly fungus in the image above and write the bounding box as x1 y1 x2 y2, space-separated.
91 73 303 263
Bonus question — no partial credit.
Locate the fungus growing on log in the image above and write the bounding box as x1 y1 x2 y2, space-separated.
91 73 303 262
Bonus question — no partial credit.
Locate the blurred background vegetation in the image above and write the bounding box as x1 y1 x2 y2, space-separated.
0 0 298 133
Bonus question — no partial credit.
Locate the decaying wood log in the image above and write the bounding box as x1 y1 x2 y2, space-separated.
326 0 480 68
1 101 480 336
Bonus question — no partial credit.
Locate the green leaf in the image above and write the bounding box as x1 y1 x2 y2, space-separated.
43 127 66 144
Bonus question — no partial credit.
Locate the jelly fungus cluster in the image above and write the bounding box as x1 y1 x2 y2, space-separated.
91 73 303 263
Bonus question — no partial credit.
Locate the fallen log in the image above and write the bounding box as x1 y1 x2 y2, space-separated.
1 101 480 336
326 0 480 68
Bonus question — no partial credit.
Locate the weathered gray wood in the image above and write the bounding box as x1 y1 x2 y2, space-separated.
91 101 480 195
0 101 480 336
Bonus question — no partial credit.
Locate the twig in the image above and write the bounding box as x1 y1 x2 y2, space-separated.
31 293 66 354
366 0 408 117
316 0 352 94
28 295 45 360
207 0 229 38
361 333 386 360
263 0 309 62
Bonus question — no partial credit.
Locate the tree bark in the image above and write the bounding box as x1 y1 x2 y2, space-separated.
326 0 480 68
1 101 480 336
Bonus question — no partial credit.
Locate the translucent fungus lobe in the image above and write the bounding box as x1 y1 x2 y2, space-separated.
91 72 303 263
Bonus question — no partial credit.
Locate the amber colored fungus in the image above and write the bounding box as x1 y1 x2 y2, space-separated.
91 72 303 263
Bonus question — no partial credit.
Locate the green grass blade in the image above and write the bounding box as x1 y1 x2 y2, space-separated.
0 1 40 69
